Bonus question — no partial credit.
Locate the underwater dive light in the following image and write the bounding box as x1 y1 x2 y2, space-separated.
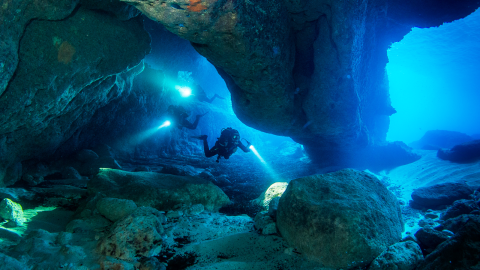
249 145 266 164
175 85 192 97
158 120 171 129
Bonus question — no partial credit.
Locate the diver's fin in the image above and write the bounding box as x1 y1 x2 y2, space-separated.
214 94 225 100
191 135 208 140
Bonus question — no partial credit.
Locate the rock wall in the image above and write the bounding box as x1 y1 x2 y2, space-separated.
0 2 151 186
53 65 283 161
121 0 479 156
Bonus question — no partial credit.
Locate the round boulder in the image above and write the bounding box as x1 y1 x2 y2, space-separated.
277 169 403 269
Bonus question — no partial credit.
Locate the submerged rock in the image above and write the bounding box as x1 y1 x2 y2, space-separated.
88 169 230 211
0 252 28 270
411 182 474 209
61 166 83 180
437 214 480 234
440 199 480 220
277 169 403 269
437 140 480 163
160 164 197 177
253 182 288 210
96 197 138 222
98 207 166 261
0 198 25 226
410 130 473 150
417 216 480 270
414 227 451 252
368 241 423 270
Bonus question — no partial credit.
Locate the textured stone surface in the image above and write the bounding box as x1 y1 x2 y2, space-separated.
0 252 28 270
410 130 473 150
276 169 403 269
120 0 479 160
253 182 288 210
414 227 451 251
440 199 480 220
96 197 138 222
437 140 480 163
88 169 230 211
0 4 150 186
0 198 25 226
411 182 474 209
368 241 423 270
98 207 166 261
417 216 480 270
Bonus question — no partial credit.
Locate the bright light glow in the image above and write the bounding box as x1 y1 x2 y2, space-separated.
158 120 171 129
175 85 192 97
249 145 265 163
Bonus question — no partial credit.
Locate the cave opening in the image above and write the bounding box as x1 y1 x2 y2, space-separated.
386 8 480 145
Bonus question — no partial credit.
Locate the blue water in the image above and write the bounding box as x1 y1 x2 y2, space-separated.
386 8 480 144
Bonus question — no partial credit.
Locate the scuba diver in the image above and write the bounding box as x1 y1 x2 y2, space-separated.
193 127 251 163
166 105 207 130
192 83 225 103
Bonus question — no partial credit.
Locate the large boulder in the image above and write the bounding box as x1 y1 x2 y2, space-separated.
410 130 473 150
276 169 403 269
437 140 480 163
417 216 480 270
88 169 230 211
411 182 474 209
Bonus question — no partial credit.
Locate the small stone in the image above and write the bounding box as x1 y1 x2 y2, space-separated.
0 198 25 226
166 210 183 218
184 204 204 216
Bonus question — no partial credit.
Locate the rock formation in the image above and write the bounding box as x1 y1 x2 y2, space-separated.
0 1 151 186
276 169 403 269
120 0 479 157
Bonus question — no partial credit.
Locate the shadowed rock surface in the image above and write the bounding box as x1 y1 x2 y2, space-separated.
416 216 480 270
276 169 403 269
410 182 474 209
121 0 480 159
0 4 150 186
410 130 474 150
437 140 480 163
88 169 230 211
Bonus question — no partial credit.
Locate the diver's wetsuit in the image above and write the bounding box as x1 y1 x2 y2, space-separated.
181 115 201 130
168 105 204 130
197 93 225 103
194 85 225 103
202 139 250 160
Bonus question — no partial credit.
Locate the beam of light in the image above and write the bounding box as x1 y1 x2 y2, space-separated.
175 85 192 97
249 145 266 163
158 120 171 129
249 145 282 181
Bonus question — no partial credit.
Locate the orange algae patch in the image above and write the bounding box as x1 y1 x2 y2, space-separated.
57 41 76 64
187 0 207 12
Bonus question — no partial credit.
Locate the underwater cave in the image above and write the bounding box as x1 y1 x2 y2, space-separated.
0 0 479 269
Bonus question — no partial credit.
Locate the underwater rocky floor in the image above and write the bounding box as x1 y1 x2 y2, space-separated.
0 148 479 270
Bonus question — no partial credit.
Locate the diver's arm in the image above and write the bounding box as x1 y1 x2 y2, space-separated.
238 141 251 152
